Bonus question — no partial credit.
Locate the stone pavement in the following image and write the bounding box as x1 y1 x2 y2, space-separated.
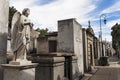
81 68 98 80
81 56 120 80
89 68 120 80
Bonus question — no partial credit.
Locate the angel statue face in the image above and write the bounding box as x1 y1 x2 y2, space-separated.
22 8 30 17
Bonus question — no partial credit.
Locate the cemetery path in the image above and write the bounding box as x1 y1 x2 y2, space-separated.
89 56 120 80
89 68 120 80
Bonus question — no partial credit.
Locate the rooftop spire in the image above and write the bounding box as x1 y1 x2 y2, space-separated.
88 20 91 28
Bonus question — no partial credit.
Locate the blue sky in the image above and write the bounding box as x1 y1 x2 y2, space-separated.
10 0 120 41
35 0 56 5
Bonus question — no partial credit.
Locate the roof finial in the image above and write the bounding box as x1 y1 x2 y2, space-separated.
88 20 91 28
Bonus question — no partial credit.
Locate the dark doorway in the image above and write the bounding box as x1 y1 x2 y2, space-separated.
90 44 93 65
49 40 57 52
64 56 72 80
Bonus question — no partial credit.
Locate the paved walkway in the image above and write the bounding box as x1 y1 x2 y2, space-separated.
89 68 120 80
89 56 120 80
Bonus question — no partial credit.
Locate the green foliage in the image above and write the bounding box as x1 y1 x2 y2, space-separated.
9 6 17 28
35 28 48 37
111 23 120 50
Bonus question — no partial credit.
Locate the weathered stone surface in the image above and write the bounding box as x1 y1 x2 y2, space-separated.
36 32 57 54
4 68 35 80
1 64 36 80
37 37 49 54
73 19 84 75
82 22 95 72
82 28 88 72
34 56 65 80
9 60 32 65
0 0 9 80
58 19 84 75
57 19 74 53
0 0 8 62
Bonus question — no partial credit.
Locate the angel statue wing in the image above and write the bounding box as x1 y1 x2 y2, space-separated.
11 12 21 52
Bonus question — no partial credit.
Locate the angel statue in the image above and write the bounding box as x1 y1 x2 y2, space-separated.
10 8 33 64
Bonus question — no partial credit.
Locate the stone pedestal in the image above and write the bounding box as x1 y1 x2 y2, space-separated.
1 64 37 80
9 60 32 65
31 53 65 80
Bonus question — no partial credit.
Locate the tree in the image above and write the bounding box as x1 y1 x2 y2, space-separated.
111 23 120 57
111 23 120 49
35 28 48 37
9 6 17 28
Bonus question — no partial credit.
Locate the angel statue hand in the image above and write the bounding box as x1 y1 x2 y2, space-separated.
30 23 34 27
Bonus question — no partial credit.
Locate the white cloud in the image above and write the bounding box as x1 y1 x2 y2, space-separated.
106 19 120 28
10 0 114 41
102 35 112 42
10 0 96 31
101 1 120 14
9 0 37 11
